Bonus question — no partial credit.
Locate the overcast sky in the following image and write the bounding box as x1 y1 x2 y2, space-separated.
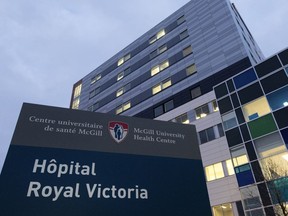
0 0 287 171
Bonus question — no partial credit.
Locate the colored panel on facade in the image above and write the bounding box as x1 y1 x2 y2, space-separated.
238 82 263 105
248 114 277 139
267 86 288 111
233 68 257 89
260 70 288 94
0 103 211 216
255 55 282 78
273 106 288 129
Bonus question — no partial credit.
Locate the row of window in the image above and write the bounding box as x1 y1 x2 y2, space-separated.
154 86 201 117
90 15 187 86
199 124 224 144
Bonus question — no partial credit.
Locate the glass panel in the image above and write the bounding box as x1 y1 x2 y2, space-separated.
117 72 124 81
123 102 131 111
154 106 163 117
180 29 188 40
191 86 201 99
241 186 262 210
261 152 288 179
226 160 235 175
248 114 277 139
162 79 171 89
72 98 80 109
254 132 286 158
151 65 160 76
183 46 192 57
212 203 233 216
242 97 270 121
164 100 174 112
156 29 165 39
117 57 124 66
160 60 169 71
116 88 124 97
233 68 257 89
214 162 225 179
116 106 123 114
186 64 197 76
205 165 216 181
158 44 167 54
212 100 219 112
199 130 208 144
152 84 161 95
177 15 185 25
267 85 288 111
175 113 189 124
222 111 237 130
73 84 82 98
195 104 209 119
231 145 248 167
207 127 215 142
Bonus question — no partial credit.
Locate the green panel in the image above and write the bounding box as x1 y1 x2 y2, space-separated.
248 114 277 138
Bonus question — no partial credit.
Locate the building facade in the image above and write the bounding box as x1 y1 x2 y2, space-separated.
70 0 288 215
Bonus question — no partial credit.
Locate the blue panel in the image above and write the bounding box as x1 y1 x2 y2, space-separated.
267 86 288 111
233 68 257 89
235 164 255 187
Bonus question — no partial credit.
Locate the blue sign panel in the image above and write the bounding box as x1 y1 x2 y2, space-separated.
0 103 212 215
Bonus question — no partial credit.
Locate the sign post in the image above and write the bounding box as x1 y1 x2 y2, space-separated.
0 103 212 215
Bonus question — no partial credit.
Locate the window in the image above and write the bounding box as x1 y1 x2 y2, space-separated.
212 203 233 216
164 100 174 112
116 88 124 97
254 132 286 159
151 60 169 76
116 84 131 97
186 64 197 76
267 85 288 111
179 29 188 40
231 145 248 167
222 111 237 130
233 68 257 89
116 101 131 114
88 102 99 112
195 104 209 119
152 79 171 95
73 83 82 98
191 86 201 99
149 29 166 44
150 44 167 59
175 113 189 124
242 96 270 121
261 152 288 179
226 160 235 175
240 186 262 210
72 98 80 109
199 127 215 144
89 88 100 99
154 105 164 117
117 53 131 66
177 15 185 25
205 162 224 181
212 100 219 112
117 72 124 81
91 74 101 84
183 46 192 57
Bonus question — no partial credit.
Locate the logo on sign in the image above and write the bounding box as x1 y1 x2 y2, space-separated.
108 121 129 143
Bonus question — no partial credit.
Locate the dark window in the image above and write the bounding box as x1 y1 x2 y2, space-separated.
273 106 288 129
177 15 185 25
225 127 243 147
217 96 233 114
236 201 245 216
257 183 271 206
238 82 263 105
235 108 245 124
231 93 240 108
199 127 215 144
227 79 235 92
191 86 201 99
245 141 257 161
278 48 288 65
154 105 164 117
235 164 255 187
260 69 288 94
264 207 275 216
240 124 251 141
89 88 100 99
251 161 264 182
255 55 282 78
233 68 257 89
164 100 174 112
281 128 288 148
217 123 225 137
179 30 188 40
214 83 228 98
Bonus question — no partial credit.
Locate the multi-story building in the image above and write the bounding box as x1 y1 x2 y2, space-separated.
70 0 288 215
